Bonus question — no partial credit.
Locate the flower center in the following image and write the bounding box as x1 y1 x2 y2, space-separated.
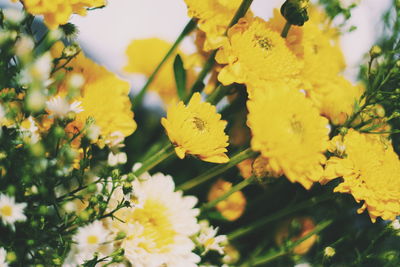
0 205 12 217
254 35 273 50
128 199 176 253
87 235 99 245
192 116 207 131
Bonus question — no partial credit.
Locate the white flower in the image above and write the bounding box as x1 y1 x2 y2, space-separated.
86 124 101 142
3 8 25 25
73 221 110 250
108 171 201 267
0 247 8 267
197 220 227 255
108 152 127 167
105 131 125 149
0 194 27 229
391 219 400 235
294 263 312 267
0 104 5 125
19 116 40 144
46 96 83 118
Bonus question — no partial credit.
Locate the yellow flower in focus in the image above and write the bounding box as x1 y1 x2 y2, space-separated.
184 0 251 51
265 7 345 92
161 92 229 163
247 83 329 189
124 38 195 106
322 129 400 222
208 179 246 221
308 76 364 125
216 17 302 93
15 0 106 29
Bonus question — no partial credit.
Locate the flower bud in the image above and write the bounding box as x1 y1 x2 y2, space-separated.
324 246 336 257
280 0 310 26
369 45 382 58
6 251 17 263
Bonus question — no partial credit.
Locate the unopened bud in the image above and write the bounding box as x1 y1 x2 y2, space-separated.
6 251 17 263
280 0 310 26
324 246 336 257
370 45 382 58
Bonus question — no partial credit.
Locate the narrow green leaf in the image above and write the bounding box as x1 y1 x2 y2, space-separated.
173 54 187 101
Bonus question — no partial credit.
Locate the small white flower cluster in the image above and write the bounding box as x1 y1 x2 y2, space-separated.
0 194 27 231
63 221 112 266
197 220 228 255
46 96 83 119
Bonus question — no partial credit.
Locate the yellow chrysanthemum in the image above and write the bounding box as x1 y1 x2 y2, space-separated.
161 92 229 163
308 76 364 125
124 38 195 106
14 0 106 29
184 0 251 51
51 43 136 144
208 179 246 221
216 17 302 93
266 8 345 93
322 129 400 222
247 83 329 189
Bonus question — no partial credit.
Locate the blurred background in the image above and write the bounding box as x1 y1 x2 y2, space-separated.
1 0 393 91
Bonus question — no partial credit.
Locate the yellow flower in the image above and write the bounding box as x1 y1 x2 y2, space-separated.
184 0 251 51
247 83 329 189
208 179 246 221
308 76 364 125
15 0 106 29
322 129 400 222
123 38 195 106
161 92 229 163
265 7 345 93
216 17 302 93
51 43 137 144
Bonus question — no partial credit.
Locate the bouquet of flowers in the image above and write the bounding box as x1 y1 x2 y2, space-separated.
0 0 399 266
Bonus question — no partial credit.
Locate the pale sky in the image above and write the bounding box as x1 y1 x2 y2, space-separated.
2 0 392 82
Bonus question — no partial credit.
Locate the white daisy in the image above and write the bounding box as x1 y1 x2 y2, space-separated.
107 152 127 167
108 171 201 267
46 96 83 118
0 247 8 267
0 194 27 229
64 221 111 266
197 220 227 255
19 116 40 144
73 220 110 250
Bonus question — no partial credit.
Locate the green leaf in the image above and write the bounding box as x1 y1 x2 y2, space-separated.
173 54 187 101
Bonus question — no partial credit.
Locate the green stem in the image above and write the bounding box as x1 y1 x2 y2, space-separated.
244 220 333 266
132 19 197 108
206 84 234 105
281 21 292 38
228 193 333 240
186 0 254 99
227 0 254 29
133 143 175 177
186 50 217 98
177 148 257 191
202 175 256 211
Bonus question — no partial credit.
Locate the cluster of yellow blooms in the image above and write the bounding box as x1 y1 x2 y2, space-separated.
50 42 136 147
175 1 399 223
12 0 106 29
